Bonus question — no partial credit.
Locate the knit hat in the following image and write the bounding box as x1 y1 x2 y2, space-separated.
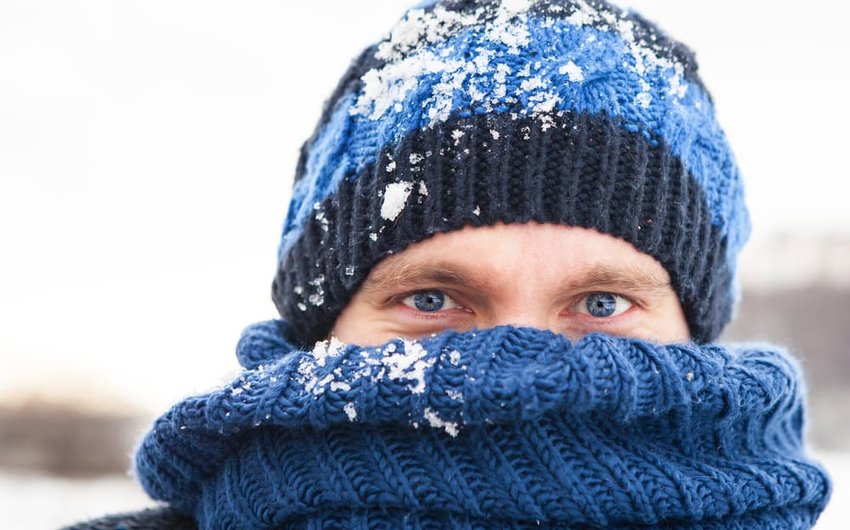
272 0 750 347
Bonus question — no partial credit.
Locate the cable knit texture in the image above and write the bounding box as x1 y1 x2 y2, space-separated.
134 322 831 528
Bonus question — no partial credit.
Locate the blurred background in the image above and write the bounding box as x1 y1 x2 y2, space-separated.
1 0 848 527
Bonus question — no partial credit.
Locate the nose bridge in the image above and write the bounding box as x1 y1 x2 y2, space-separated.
492 312 549 330
486 291 552 331
483 252 554 330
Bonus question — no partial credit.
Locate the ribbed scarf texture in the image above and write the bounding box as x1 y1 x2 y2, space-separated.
135 322 831 529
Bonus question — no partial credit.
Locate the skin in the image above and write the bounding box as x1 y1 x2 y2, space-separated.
331 222 690 346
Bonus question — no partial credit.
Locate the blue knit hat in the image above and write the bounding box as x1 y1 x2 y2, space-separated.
272 0 750 346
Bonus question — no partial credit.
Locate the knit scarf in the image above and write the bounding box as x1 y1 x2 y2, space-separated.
135 321 831 529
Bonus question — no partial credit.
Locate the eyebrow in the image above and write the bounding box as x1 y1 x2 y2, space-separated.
360 257 672 297
360 258 489 295
558 265 672 295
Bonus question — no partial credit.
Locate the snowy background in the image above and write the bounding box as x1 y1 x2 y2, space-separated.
1 0 849 528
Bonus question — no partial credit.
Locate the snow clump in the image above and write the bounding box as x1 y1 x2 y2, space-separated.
380 181 414 221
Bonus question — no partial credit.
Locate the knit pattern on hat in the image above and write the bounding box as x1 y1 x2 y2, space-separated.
271 0 749 346
135 323 830 528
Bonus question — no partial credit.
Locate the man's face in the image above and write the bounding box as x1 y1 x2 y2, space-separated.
331 222 690 346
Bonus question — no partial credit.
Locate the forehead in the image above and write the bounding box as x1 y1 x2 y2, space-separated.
363 222 671 291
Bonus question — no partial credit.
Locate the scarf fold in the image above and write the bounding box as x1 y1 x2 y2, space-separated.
135 321 831 529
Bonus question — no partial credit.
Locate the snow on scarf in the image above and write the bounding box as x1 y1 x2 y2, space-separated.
135 321 831 529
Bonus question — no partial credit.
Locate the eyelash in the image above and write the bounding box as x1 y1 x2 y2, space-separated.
397 290 464 315
571 292 635 319
394 289 639 320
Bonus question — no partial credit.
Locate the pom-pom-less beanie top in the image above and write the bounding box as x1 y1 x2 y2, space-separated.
134 322 831 528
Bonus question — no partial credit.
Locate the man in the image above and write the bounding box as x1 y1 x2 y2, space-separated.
69 0 831 528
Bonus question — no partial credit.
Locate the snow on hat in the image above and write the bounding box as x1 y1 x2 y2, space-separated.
271 0 750 346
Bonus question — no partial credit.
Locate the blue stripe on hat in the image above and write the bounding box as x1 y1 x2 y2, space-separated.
279 15 747 264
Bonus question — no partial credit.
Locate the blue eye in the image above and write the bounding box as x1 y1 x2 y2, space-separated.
581 292 632 318
401 291 460 312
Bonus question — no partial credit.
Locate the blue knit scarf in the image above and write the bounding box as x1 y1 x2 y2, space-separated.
135 322 830 529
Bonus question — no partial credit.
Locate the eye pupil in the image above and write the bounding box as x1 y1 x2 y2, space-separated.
414 291 445 312
586 292 617 317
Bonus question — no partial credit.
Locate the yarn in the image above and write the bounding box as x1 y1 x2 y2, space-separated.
270 0 750 346
135 322 831 528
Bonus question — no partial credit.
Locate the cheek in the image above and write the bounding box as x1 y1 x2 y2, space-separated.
566 300 690 344
641 301 690 344
661 317 691 344
630 324 686 344
329 303 385 346
332 305 479 347
330 300 419 347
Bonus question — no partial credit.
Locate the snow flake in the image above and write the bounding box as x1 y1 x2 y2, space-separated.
331 381 351 392
295 336 349 396
312 335 346 368
424 407 459 437
501 0 533 14
381 181 414 221
485 20 530 55
530 91 561 114
307 275 326 307
351 0 690 142
565 0 596 27
519 77 546 92
343 402 358 421
559 61 584 82
375 7 481 62
469 83 486 102
381 339 435 394
494 63 511 83
314 209 329 232
446 389 464 401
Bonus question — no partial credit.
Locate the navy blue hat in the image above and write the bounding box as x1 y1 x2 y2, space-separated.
272 0 750 346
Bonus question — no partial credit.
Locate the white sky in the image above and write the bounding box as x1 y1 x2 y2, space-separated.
1 0 850 414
